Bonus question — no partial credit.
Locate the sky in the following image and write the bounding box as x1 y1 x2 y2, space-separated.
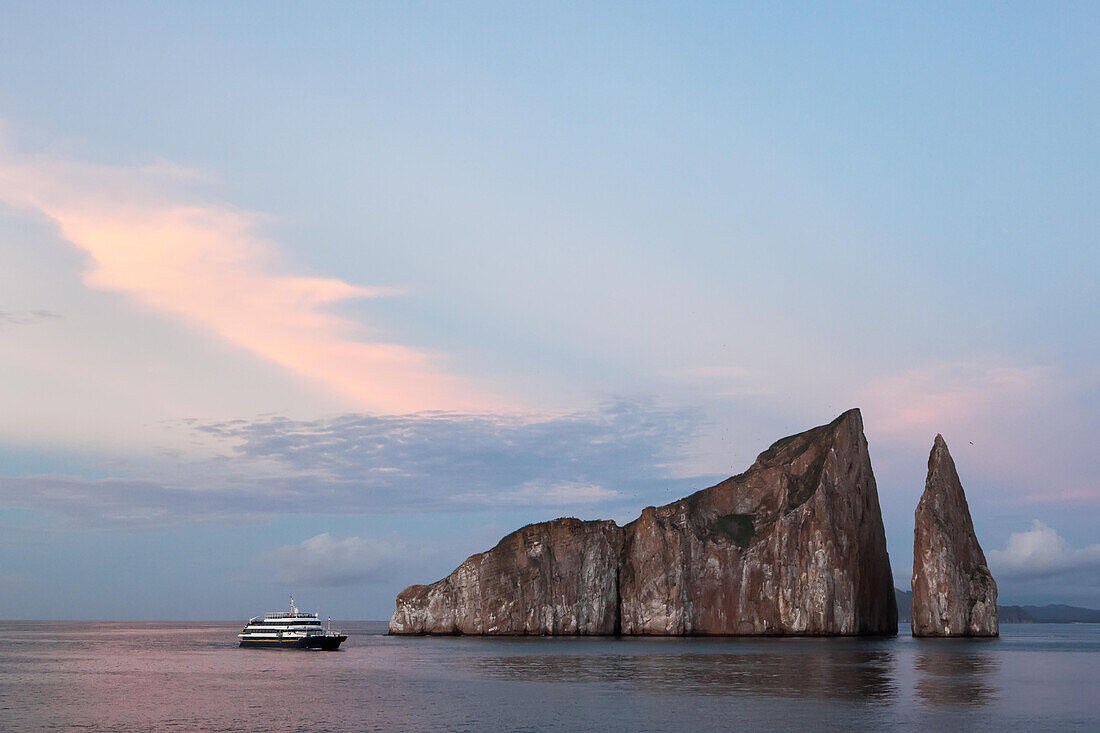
0 1 1097 620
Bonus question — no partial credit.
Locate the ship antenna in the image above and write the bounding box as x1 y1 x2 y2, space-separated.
290 595 296 615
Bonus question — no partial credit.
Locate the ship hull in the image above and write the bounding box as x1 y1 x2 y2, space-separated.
239 634 347 650
305 634 347 650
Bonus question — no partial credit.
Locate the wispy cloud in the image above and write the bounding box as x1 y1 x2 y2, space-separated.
0 142 500 413
266 533 402 587
988 521 1100 581
455 481 621 507
668 365 773 398
0 309 62 329
0 399 705 526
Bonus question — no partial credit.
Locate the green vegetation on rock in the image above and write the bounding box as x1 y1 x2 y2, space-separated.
711 513 755 548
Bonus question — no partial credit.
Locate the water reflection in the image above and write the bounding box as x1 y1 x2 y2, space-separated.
463 648 898 702
7 623 1099 730
915 647 1000 707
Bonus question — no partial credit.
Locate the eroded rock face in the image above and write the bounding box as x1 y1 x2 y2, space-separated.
619 408 897 635
389 517 623 635
911 435 999 637
390 409 898 636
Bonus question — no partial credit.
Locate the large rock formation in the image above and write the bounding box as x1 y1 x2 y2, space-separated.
911 435 999 637
619 408 896 635
390 518 623 634
390 408 898 636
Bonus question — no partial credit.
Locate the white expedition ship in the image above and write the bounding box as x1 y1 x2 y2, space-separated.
238 597 347 650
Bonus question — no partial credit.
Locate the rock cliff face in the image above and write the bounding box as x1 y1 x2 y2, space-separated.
911 435 999 637
390 517 623 634
390 409 898 636
619 408 896 635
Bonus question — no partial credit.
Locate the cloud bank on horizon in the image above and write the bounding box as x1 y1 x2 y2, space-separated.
268 533 404 588
989 521 1100 583
0 399 704 525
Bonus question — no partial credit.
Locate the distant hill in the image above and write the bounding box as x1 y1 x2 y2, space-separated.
997 605 1035 623
1020 604 1100 623
896 589 912 622
894 589 1100 624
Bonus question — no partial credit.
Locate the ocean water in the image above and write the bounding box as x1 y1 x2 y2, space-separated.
2 621 1097 732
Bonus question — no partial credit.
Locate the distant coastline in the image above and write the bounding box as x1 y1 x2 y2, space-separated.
894 589 1100 624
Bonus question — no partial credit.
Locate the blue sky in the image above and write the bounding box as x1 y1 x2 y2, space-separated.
0 2 1097 619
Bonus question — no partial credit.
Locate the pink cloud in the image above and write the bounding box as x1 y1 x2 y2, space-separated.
853 361 1100 506
856 362 1051 442
0 147 505 414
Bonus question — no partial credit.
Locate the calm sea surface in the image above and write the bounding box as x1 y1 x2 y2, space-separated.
2 621 1097 731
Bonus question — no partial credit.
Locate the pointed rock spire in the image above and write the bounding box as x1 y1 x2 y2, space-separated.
911 435 999 637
